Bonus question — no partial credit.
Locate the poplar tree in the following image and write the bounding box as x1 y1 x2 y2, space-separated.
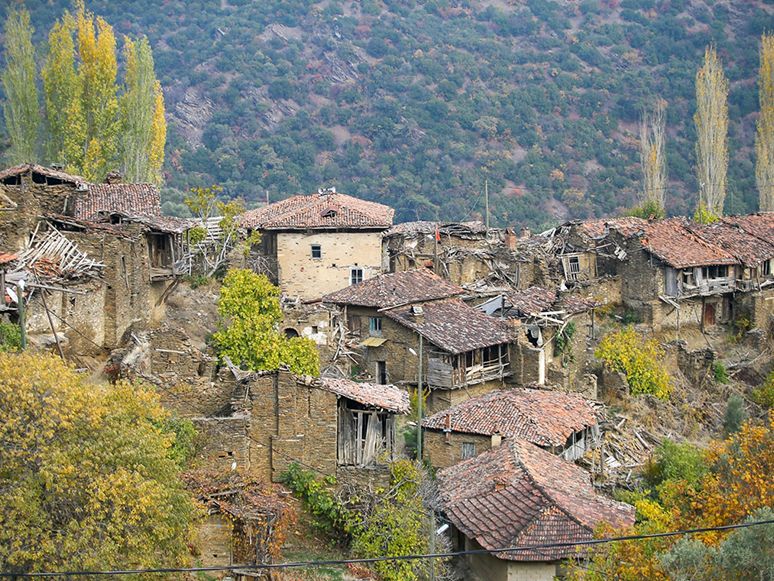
694 46 729 221
4 2 165 183
757 33 774 212
1 8 40 165
41 11 86 173
74 2 119 182
121 36 166 183
639 98 667 217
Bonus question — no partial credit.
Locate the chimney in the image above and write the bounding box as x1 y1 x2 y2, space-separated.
493 475 508 491
104 169 123 184
491 429 502 449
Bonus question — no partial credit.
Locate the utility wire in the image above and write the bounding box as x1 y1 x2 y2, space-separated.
5 518 774 577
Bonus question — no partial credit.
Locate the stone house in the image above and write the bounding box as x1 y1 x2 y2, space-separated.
119 327 410 486
422 387 598 470
437 439 635 581
240 190 394 300
0 163 190 354
323 268 515 414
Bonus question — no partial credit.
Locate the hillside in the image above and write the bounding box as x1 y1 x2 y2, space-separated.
9 0 774 229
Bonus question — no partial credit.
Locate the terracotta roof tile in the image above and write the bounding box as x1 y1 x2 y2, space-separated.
423 388 597 447
581 217 648 239
75 183 162 220
314 377 410 414
0 163 87 186
384 221 488 237
438 440 635 561
386 297 513 354
323 269 462 308
241 192 394 230
687 220 774 267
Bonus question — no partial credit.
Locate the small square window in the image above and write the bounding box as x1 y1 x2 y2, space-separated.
461 442 476 460
311 244 322 259
350 268 363 285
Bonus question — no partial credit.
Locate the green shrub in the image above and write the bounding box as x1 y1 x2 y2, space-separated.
0 322 22 352
712 360 728 384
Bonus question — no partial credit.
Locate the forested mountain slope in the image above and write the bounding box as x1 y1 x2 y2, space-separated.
11 0 774 229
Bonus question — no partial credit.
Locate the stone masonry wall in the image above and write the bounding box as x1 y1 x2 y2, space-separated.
424 430 491 470
276 230 384 299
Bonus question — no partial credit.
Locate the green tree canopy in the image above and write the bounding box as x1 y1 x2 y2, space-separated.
214 269 319 375
0 352 193 576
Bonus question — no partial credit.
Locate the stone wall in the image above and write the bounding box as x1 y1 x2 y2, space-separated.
194 414 251 471
424 430 491 470
276 230 384 299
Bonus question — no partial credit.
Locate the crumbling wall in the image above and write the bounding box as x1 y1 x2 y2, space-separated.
194 415 251 471
281 302 338 363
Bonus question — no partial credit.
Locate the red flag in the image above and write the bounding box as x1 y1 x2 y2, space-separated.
435 225 441 242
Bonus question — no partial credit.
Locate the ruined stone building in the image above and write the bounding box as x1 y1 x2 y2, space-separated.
437 439 635 581
119 327 410 486
0 163 191 354
476 286 601 393
323 268 515 413
422 387 599 470
240 190 394 300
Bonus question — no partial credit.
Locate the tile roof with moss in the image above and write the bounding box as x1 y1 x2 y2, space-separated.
438 439 635 562
240 191 394 230
423 387 596 448
323 268 463 308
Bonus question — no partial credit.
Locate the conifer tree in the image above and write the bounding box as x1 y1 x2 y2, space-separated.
757 33 774 212
1 8 40 165
694 46 729 221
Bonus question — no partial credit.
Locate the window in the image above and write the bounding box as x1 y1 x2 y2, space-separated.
369 317 382 334
701 265 729 280
461 442 476 460
311 244 321 259
682 269 695 287
350 268 363 285
764 260 772 276
377 361 387 384
338 402 396 466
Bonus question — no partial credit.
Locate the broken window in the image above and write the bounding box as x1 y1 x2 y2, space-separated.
348 314 362 337
461 442 476 460
765 260 772 277
311 244 322 259
337 401 396 466
376 361 387 385
350 268 363 285
682 269 695 287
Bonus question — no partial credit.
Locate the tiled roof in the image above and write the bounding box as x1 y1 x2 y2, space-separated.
621 217 736 269
386 297 513 354
314 377 410 414
438 439 635 561
499 287 601 319
0 163 87 186
240 192 394 230
323 269 463 308
722 214 774 252
75 183 162 220
688 220 774 267
423 388 597 448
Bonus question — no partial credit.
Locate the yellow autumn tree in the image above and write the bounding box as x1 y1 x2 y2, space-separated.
694 46 729 221
757 33 774 212
18 3 166 183
0 352 193 576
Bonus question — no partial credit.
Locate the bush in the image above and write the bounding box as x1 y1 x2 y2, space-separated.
712 360 728 384
596 326 672 399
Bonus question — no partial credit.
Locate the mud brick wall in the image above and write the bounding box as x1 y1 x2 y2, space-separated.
424 430 491 471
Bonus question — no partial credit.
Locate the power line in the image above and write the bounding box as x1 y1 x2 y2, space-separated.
5 518 774 577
